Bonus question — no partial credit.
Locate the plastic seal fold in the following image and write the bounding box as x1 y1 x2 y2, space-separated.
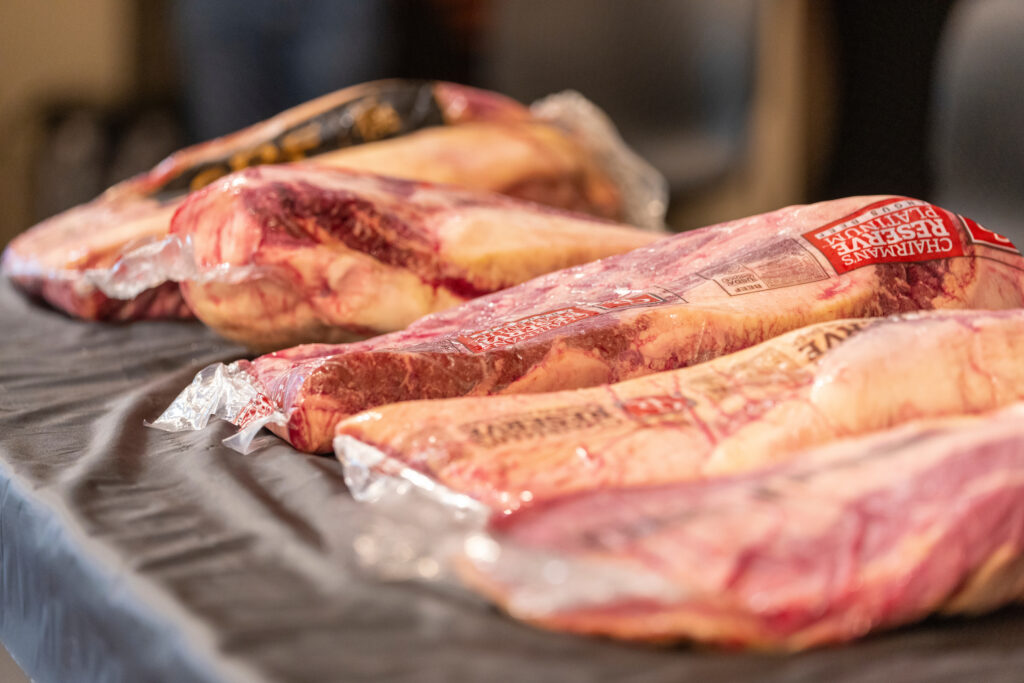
147 361 286 454
532 90 668 231
152 196 1024 459
80 235 267 301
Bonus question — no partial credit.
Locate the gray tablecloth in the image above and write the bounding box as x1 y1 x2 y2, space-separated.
3 279 1024 682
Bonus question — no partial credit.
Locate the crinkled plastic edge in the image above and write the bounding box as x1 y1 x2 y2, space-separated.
332 434 680 612
334 434 490 583
147 361 287 454
88 235 265 299
2 235 264 301
532 90 669 231
85 234 195 298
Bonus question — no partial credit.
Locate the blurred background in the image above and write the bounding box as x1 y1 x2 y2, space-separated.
0 0 1021 678
0 0 1020 241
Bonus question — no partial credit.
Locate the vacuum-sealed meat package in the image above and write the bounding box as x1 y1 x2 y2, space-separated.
457 404 1024 649
167 166 660 350
2 80 665 321
334 308 1024 509
152 196 1024 453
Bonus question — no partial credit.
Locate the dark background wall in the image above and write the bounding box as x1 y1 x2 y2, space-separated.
2 0 1022 247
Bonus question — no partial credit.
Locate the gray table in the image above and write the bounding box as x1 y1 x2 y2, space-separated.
2 278 1024 682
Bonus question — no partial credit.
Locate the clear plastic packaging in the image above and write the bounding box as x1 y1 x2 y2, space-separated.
467 404 1024 647
330 305 1024 509
531 91 668 230
336 400 1024 649
93 89 668 305
327 304 1024 508
82 234 264 301
146 361 286 454
338 435 490 583
3 82 666 321
152 196 1024 457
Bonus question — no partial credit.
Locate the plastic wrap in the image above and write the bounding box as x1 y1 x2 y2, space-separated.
456 404 1024 649
3 81 665 322
531 91 668 230
13 278 1024 680
331 307 1024 509
73 234 262 301
334 393 1024 648
339 435 490 583
340 433 676 604
324 301 1024 648
145 361 286 454
168 165 659 351
326 305 1024 592
152 196 1024 455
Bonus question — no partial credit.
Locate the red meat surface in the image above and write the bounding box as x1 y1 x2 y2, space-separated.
462 405 1024 649
222 196 1024 452
3 81 622 320
172 166 655 350
335 309 1024 509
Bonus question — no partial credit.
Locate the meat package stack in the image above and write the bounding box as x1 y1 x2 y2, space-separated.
158 196 1024 450
463 405 1024 649
153 190 1024 649
333 309 1024 507
168 166 657 350
2 80 661 325
7 78 1024 651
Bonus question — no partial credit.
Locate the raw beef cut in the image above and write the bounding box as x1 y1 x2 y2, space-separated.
309 120 623 219
170 166 659 350
153 196 1024 453
2 80 631 321
335 309 1024 509
459 404 1024 649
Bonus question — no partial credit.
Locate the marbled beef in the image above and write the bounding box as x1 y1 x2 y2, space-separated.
155 196 1024 453
461 404 1024 649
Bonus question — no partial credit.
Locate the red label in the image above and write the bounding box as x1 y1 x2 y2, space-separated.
457 306 599 352
233 393 277 429
802 198 964 274
962 217 1020 254
621 394 693 418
